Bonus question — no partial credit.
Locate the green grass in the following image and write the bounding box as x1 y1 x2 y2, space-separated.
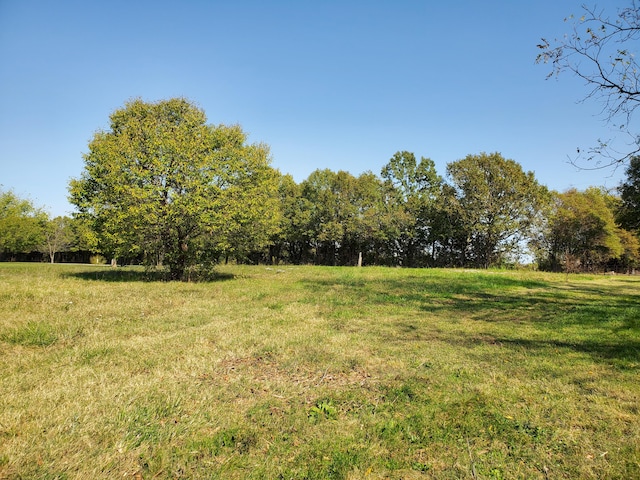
0 263 638 479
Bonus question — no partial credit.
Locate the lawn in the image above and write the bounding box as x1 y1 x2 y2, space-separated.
0 263 638 479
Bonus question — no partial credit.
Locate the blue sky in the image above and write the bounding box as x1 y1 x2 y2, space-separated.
0 0 631 217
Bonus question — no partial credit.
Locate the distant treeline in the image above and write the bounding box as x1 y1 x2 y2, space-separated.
3 100 639 277
3 152 639 274
254 153 638 273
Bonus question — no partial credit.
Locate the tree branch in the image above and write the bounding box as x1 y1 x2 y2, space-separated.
536 2 640 169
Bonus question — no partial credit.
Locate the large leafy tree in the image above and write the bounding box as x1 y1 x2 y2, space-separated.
300 169 392 266
538 188 626 272
537 2 640 168
429 184 471 267
269 174 314 264
0 189 47 258
380 151 442 267
445 153 550 268
350 171 399 266
69 98 280 280
301 169 358 265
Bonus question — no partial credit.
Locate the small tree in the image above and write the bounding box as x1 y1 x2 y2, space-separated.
41 216 75 263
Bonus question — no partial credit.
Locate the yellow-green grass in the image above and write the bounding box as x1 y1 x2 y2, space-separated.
0 263 638 479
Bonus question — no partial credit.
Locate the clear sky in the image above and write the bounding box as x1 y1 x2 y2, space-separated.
0 0 632 217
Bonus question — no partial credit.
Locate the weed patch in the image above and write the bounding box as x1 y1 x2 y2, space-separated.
0 321 59 346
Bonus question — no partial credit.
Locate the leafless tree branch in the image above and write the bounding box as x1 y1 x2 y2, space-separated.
537 1 640 169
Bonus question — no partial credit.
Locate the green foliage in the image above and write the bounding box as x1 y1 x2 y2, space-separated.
0 188 47 255
380 151 442 266
68 215 100 253
614 227 640 272
69 98 280 279
618 155 640 233
538 187 634 272
301 169 394 265
302 169 351 264
7 127 636 272
443 152 550 267
41 216 76 263
278 174 314 257
309 400 338 422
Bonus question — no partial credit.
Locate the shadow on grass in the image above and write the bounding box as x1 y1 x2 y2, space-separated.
303 274 551 311
495 337 640 366
444 330 640 367
302 272 640 365
369 276 638 328
421 288 640 329
64 267 235 283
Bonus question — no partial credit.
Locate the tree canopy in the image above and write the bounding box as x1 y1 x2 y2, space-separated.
536 188 631 272
2 100 636 273
69 98 280 280
0 189 47 257
443 153 550 268
380 151 442 267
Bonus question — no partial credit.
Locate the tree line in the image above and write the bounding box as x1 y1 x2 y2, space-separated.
0 190 93 264
2 98 639 279
4 3 640 279
267 153 639 274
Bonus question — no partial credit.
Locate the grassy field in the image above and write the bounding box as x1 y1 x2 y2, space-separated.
0 263 638 479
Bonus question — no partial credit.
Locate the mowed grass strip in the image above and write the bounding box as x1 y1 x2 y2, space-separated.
0 263 638 479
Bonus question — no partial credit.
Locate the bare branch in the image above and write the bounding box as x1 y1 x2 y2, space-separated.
537 1 640 168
